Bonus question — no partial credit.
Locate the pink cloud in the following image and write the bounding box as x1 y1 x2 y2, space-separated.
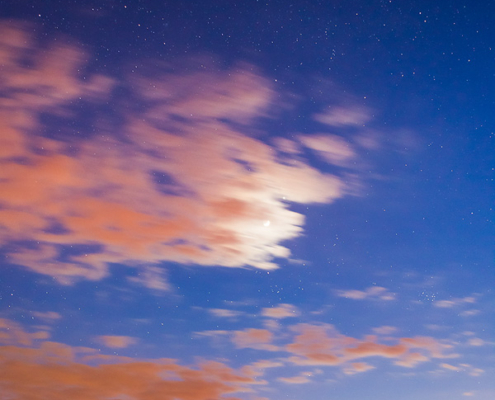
0 344 258 400
277 374 311 384
98 336 138 349
439 363 484 377
335 286 395 301
371 326 398 335
343 362 375 375
0 318 262 400
0 318 50 346
261 304 300 319
434 297 476 308
208 309 243 318
0 23 364 286
285 324 456 369
31 311 62 321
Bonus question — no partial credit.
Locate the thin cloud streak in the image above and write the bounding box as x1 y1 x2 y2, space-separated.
335 286 396 301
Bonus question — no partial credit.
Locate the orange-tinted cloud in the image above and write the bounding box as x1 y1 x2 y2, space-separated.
343 362 375 375
0 23 367 286
261 304 300 319
98 335 138 349
285 323 455 370
286 323 350 366
0 318 262 400
344 341 408 359
0 318 50 346
0 344 259 400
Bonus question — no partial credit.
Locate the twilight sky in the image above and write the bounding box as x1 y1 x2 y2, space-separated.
0 1 493 399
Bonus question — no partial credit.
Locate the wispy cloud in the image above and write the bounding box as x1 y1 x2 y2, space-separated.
335 286 395 301
127 266 171 291
299 134 355 166
285 323 456 369
313 106 370 127
97 335 138 349
372 326 398 335
31 311 62 321
343 362 375 375
208 309 244 318
459 309 480 317
0 23 370 286
277 372 312 384
439 363 484 376
261 304 300 319
0 318 49 346
434 297 476 308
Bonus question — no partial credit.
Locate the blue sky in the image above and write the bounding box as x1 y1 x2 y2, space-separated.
0 1 493 399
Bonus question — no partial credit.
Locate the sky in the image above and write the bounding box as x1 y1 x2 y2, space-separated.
0 0 493 399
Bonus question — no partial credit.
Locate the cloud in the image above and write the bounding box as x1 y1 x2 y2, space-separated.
394 352 429 368
263 319 281 331
335 286 395 301
371 326 398 335
261 304 300 319
299 134 355 166
459 309 480 317
0 23 366 286
439 363 484 377
434 297 476 308
208 309 244 318
249 360 284 370
232 329 279 352
0 318 264 399
194 330 231 338
127 265 171 291
0 343 259 400
277 373 312 384
285 324 456 369
440 362 460 371
467 338 484 346
98 335 138 349
313 106 370 127
343 362 375 375
0 318 50 346
31 311 62 321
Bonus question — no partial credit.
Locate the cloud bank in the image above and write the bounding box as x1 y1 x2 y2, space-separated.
0 22 370 286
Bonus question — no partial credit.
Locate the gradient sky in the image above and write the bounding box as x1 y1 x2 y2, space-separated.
0 1 493 399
